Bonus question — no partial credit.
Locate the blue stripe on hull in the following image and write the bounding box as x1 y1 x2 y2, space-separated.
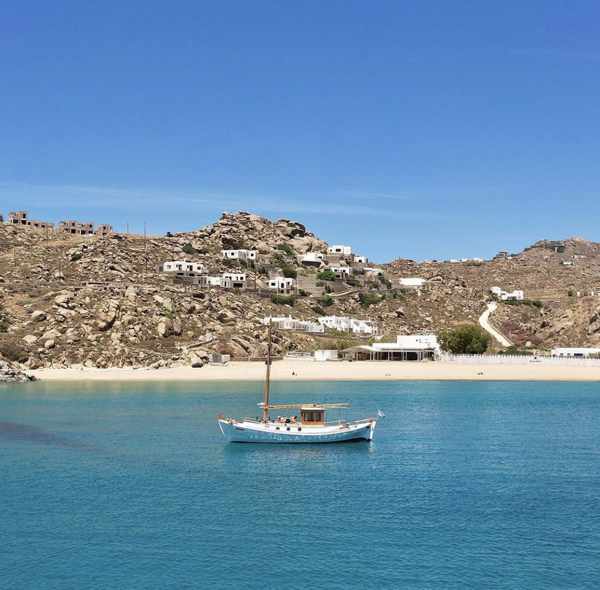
220 422 372 443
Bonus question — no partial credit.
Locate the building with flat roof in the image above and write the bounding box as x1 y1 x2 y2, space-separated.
343 334 440 361
551 347 600 358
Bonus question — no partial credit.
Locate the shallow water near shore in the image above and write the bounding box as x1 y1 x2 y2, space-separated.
2 380 600 589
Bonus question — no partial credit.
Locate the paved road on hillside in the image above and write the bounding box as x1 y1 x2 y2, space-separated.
479 302 512 347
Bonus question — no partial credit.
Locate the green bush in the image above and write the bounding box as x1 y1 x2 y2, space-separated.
297 289 309 297
276 243 295 256
70 252 83 262
182 243 197 255
317 270 336 281
439 324 490 354
282 266 297 279
359 292 383 307
320 294 334 307
271 294 295 306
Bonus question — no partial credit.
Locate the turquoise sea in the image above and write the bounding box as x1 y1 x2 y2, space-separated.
2 380 600 589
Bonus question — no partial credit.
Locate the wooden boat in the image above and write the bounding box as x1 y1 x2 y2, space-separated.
217 323 378 444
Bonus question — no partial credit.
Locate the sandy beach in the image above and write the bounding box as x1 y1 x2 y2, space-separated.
30 360 600 382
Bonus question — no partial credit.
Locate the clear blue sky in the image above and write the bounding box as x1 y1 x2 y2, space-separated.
2 1 600 262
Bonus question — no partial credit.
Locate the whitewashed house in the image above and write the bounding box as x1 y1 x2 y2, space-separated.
317 315 378 335
328 265 353 280
327 245 352 256
490 286 524 301
364 267 384 278
398 277 426 289
222 249 257 261
201 275 226 288
162 260 205 273
300 252 325 267
223 272 246 288
551 347 600 358
262 316 324 333
267 277 296 294
353 255 367 264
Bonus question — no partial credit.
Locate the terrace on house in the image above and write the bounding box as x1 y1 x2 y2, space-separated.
343 334 440 361
222 249 257 262
397 277 427 289
490 286 524 301
267 277 296 294
162 260 206 273
58 220 95 235
327 265 352 280
327 245 352 256
262 316 324 333
551 347 600 358
299 252 325 267
317 315 378 335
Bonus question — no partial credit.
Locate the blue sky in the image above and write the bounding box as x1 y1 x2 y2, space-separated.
2 1 600 261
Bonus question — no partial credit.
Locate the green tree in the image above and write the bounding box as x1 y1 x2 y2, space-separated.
317 270 336 281
439 324 490 354
282 266 297 279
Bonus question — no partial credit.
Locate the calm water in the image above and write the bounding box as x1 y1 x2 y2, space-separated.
2 380 600 589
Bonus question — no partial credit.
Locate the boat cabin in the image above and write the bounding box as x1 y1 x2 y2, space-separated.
300 406 326 426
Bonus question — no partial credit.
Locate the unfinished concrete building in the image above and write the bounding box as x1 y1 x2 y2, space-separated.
8 211 54 230
95 224 113 236
58 220 95 235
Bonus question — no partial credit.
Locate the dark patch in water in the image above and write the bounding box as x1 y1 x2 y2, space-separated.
0 421 92 450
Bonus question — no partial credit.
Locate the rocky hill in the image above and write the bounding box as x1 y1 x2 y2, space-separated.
1 213 600 371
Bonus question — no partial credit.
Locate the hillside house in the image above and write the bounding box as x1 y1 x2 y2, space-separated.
163 260 206 273
551 347 600 358
317 315 378 335
490 286 524 301
8 211 29 225
222 272 246 289
327 245 352 256
95 224 113 236
353 255 367 264
267 277 296 294
262 316 324 333
364 267 384 278
343 334 440 361
58 220 94 235
200 275 226 288
299 252 324 267
222 249 257 261
7 211 54 230
397 277 426 289
328 265 353 280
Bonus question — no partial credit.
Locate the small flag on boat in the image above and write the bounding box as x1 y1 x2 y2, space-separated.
377 409 385 418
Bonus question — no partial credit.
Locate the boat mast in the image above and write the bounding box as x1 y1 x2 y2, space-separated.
262 320 272 422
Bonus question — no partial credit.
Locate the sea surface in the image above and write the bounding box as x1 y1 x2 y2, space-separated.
2 380 600 589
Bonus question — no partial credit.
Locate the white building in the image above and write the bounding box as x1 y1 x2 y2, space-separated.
344 334 440 361
314 349 339 361
327 245 352 256
353 255 367 264
162 260 205 273
551 347 600 358
222 249 257 261
328 265 353 279
364 267 384 278
267 277 296 294
490 286 524 301
398 277 426 289
223 272 246 288
201 275 226 288
262 316 324 333
300 252 325 267
317 315 378 335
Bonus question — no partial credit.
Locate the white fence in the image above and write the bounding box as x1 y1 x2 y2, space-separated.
442 353 600 367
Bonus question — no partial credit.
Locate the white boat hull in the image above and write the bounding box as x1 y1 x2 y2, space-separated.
218 418 376 443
